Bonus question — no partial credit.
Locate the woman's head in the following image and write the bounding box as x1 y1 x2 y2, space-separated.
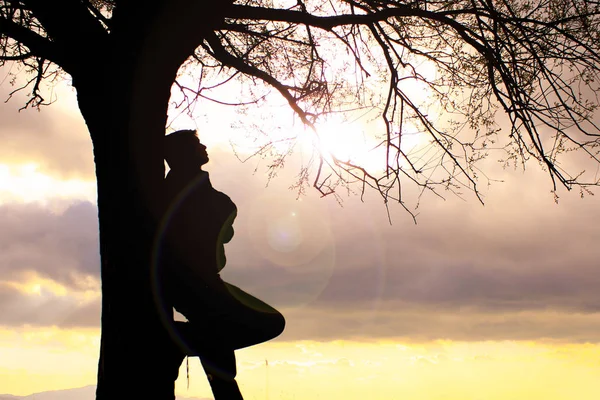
164 129 209 170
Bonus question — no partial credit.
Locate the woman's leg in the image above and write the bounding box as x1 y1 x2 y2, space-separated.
171 280 285 400
220 282 286 349
174 280 285 351
200 348 243 400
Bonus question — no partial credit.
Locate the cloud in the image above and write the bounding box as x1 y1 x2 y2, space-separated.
0 147 599 341
212 154 600 342
219 165 600 315
0 81 94 179
9 67 600 340
0 283 99 328
0 198 100 329
0 201 100 289
279 307 600 343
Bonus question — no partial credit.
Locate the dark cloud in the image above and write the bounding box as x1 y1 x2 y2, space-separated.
308 260 600 313
0 201 100 289
279 307 600 342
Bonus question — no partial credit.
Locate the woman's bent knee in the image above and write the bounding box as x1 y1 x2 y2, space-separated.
275 311 286 336
266 310 285 340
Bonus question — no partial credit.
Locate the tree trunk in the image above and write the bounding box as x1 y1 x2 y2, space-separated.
76 75 176 399
69 4 234 398
74 37 196 400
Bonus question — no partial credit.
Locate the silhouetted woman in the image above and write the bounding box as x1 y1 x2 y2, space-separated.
160 129 285 400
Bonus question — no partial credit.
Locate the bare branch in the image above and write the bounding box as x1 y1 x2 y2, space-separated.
0 15 64 65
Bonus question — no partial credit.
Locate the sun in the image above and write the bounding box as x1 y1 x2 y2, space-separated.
305 116 427 176
306 118 383 173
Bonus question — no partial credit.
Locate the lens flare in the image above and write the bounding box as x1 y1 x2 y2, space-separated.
246 194 336 308
266 213 303 254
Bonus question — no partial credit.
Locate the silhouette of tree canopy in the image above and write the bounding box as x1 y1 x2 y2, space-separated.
2 0 600 398
3 1 600 212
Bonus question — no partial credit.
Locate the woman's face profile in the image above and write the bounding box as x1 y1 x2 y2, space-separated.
193 141 209 166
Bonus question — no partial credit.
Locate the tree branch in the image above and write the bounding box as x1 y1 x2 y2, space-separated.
203 30 315 126
0 51 32 61
0 15 66 67
20 0 108 57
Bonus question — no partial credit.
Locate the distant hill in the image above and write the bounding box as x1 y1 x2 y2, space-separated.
0 386 210 400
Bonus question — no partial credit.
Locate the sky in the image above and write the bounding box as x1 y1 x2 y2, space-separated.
1 67 600 400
